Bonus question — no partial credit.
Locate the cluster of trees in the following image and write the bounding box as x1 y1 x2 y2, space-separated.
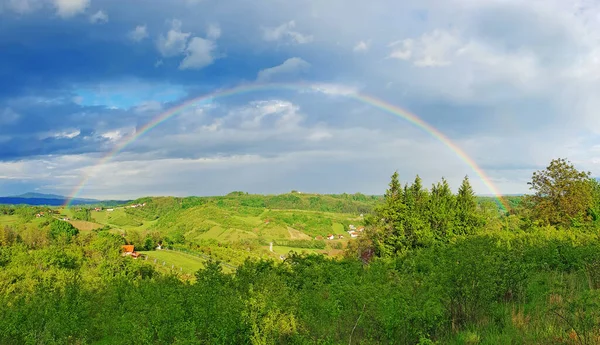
1 218 78 248
351 158 600 260
72 208 92 221
359 173 487 257
129 193 378 220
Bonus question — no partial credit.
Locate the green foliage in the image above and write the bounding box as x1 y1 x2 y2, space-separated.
72 208 92 221
368 172 486 256
527 158 594 226
49 219 79 242
0 225 18 246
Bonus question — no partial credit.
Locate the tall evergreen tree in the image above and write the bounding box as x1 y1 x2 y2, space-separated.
429 178 456 241
371 171 406 256
406 175 432 247
384 171 402 204
456 175 479 235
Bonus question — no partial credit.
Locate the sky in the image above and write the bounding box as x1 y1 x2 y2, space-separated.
1 0 600 199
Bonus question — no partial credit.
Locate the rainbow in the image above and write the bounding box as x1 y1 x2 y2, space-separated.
64 81 509 210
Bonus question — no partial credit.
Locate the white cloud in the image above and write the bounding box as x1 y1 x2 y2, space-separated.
157 19 191 57
389 30 461 67
207 24 221 40
262 21 313 44
41 129 80 140
353 40 369 52
53 0 89 18
309 83 358 96
89 10 108 24
257 57 311 81
129 25 149 42
100 129 126 142
179 37 217 70
388 39 413 60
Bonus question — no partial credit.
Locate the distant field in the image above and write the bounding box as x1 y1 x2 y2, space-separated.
0 215 19 226
69 220 103 231
139 250 206 274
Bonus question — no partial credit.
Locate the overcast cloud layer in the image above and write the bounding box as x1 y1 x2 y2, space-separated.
0 0 599 199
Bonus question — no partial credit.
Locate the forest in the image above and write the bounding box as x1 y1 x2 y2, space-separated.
2 158 600 344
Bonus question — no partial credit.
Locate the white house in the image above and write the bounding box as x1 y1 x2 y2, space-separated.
327 234 335 240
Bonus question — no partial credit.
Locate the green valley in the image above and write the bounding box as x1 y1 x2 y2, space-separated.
4 159 600 344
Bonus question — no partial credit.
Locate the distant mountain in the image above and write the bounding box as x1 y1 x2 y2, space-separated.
11 192 98 202
0 192 128 206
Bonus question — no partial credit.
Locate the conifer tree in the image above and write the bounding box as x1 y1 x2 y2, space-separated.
406 175 432 247
429 178 456 241
371 171 406 256
456 175 479 235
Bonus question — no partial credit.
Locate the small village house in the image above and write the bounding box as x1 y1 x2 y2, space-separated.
122 245 141 258
122 245 135 255
327 234 335 240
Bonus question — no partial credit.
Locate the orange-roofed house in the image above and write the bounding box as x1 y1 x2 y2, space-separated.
122 245 135 255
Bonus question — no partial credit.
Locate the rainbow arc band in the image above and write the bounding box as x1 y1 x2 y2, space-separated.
63 82 509 211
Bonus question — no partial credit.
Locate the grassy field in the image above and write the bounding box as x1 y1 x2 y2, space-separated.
0 215 19 226
69 220 103 232
139 250 206 274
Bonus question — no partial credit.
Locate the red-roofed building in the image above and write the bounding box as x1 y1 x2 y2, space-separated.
122 245 135 255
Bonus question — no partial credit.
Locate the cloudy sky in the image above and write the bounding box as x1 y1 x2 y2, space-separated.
0 0 599 199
